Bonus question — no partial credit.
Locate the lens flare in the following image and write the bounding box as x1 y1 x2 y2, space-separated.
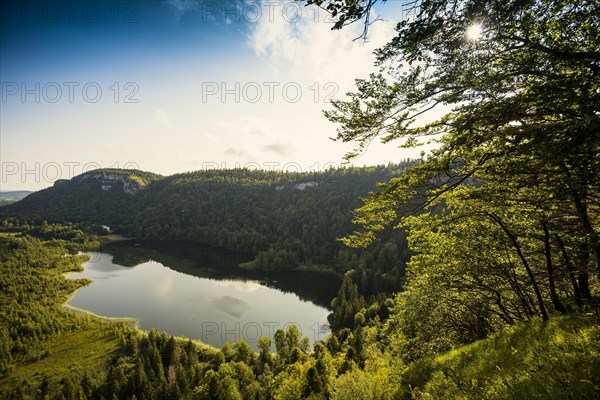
466 23 483 41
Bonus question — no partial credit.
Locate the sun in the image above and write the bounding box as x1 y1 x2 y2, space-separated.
466 23 483 41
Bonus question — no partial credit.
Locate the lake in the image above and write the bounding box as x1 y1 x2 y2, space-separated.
66 240 340 350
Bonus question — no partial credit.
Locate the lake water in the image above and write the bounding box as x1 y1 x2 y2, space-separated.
66 240 340 350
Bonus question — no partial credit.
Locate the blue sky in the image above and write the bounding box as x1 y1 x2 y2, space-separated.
1 0 417 190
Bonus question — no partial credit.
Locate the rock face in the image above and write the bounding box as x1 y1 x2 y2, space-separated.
293 181 319 191
274 181 320 191
77 172 143 195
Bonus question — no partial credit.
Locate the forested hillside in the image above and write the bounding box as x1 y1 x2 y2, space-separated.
2 165 413 295
1 232 598 399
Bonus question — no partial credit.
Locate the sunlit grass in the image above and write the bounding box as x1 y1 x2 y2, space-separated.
0 326 121 397
403 314 600 399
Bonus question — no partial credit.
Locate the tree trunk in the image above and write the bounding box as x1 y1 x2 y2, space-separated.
542 222 566 313
498 262 534 318
560 162 600 283
577 243 592 299
488 213 548 321
555 234 583 307
571 192 600 283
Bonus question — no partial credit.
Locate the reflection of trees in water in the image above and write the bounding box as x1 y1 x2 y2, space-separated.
101 239 252 270
258 275 340 309
101 240 340 308
105 249 150 268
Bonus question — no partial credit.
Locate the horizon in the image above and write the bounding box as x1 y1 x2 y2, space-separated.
1 0 435 191
0 160 415 192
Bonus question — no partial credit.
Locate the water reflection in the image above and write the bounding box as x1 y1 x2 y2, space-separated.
101 240 340 308
67 240 340 349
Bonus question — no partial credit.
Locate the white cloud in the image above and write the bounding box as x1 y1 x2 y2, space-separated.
244 1 438 166
206 116 296 161
224 147 254 159
153 109 171 128
212 280 262 293
1 0 420 191
190 116 295 165
248 1 397 86
156 275 174 297
263 142 294 156
214 116 273 137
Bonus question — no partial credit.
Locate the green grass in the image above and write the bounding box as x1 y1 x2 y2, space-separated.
403 313 600 399
0 325 121 397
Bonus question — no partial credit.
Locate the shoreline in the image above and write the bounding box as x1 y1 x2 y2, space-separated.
62 252 218 352
62 271 140 329
99 233 136 245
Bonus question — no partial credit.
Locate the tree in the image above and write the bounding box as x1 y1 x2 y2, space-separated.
328 274 366 330
274 328 289 363
233 338 253 365
258 336 273 372
302 0 599 351
312 0 598 240
330 359 397 399
285 325 301 351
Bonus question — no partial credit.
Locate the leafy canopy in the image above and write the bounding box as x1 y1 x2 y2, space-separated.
303 0 599 246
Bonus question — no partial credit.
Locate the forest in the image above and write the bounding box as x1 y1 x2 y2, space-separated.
1 164 413 296
1 219 598 399
1 0 599 398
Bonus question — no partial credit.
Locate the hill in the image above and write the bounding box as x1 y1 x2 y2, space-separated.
3 169 163 221
0 191 34 206
1 165 414 295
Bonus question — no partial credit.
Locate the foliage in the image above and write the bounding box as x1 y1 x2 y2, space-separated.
1 165 414 295
403 315 600 399
0 233 123 398
328 273 366 330
1 225 599 399
307 0 600 361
